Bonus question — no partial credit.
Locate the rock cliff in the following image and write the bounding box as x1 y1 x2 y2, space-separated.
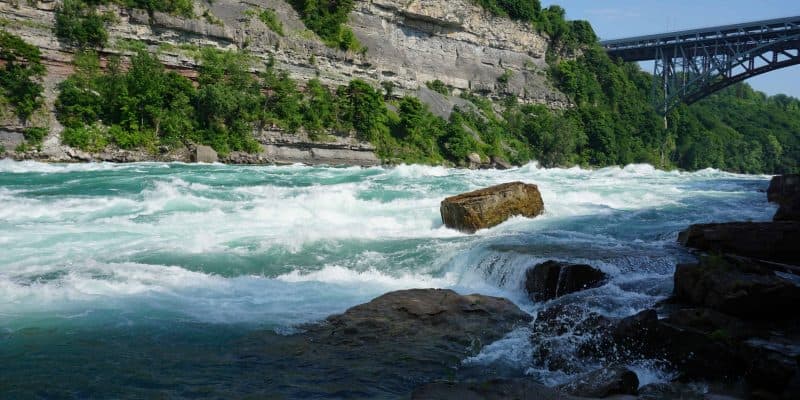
0 0 567 164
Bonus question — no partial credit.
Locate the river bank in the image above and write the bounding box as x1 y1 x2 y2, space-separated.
0 160 789 398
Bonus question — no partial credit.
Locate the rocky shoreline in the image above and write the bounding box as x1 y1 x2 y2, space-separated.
259 175 800 399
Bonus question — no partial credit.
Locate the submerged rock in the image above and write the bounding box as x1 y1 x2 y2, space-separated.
412 379 578 400
673 256 800 319
678 222 800 264
525 261 607 302
768 174 800 221
440 182 545 233
557 367 639 398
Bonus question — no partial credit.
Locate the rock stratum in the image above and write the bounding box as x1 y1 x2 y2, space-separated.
0 0 566 165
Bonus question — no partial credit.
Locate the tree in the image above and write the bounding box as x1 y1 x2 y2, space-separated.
0 31 45 122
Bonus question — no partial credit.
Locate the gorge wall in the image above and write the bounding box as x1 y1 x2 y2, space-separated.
0 0 568 164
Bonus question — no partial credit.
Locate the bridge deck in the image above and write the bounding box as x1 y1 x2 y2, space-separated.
602 16 800 62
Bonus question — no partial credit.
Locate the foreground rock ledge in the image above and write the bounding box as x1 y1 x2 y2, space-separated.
441 182 545 233
678 221 800 264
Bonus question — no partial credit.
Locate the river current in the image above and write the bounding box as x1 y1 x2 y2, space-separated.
0 160 774 398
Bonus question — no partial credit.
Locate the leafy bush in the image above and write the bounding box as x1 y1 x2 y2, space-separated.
54 0 112 48
0 31 45 122
125 0 194 17
474 0 541 21
23 127 47 145
288 0 361 51
259 9 284 36
426 80 450 96
62 124 108 152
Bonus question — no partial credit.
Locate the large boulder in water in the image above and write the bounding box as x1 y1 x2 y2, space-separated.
678 222 800 264
238 289 532 397
525 261 607 302
440 182 544 233
673 256 800 320
768 174 800 221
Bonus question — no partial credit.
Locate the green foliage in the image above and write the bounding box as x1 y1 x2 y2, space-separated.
0 30 45 122
195 48 261 154
426 80 450 96
61 124 108 152
288 0 361 51
23 126 47 145
472 1 595 52
54 0 111 48
56 50 198 151
473 0 541 21
122 0 194 17
339 79 387 141
670 85 800 174
259 9 284 36
545 42 799 173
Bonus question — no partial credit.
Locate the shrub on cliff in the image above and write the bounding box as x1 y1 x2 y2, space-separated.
474 0 541 21
54 0 112 48
56 50 198 151
288 0 361 51
0 30 45 122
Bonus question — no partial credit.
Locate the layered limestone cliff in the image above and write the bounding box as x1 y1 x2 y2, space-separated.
0 0 568 164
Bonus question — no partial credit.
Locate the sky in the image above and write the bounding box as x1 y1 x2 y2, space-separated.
541 0 800 98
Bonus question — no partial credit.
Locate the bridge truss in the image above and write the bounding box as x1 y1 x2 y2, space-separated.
602 16 800 114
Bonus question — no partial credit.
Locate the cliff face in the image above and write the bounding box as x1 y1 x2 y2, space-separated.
0 0 568 164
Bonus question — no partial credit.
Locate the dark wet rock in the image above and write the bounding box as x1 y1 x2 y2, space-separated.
673 256 800 320
611 309 749 381
611 309 799 393
525 261 607 302
768 174 800 203
441 182 545 233
744 347 798 396
238 289 532 398
411 378 579 400
530 304 614 373
768 175 800 221
637 383 710 400
663 308 755 340
678 222 800 265
557 367 639 398
192 144 218 163
312 289 531 350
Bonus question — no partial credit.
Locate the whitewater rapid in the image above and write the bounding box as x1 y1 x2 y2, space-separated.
0 160 775 387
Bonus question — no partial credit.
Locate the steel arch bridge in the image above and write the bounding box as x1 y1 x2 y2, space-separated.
601 16 800 114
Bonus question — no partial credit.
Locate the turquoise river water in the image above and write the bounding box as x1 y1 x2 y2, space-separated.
0 160 775 398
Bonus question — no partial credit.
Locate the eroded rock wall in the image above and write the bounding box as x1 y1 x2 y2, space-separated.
0 0 567 162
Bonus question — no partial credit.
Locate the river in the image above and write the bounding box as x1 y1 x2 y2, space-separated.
0 160 774 398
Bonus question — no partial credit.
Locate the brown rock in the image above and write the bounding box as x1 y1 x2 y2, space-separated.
525 261 607 302
678 222 800 265
192 144 218 163
440 182 545 233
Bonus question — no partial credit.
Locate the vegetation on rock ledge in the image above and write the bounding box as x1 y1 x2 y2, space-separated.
0 30 45 123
